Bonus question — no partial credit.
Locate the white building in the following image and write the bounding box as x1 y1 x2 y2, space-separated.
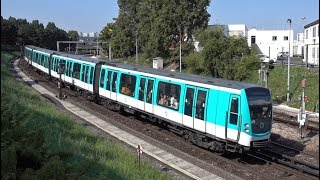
303 19 319 66
228 24 247 37
247 28 293 60
293 33 304 57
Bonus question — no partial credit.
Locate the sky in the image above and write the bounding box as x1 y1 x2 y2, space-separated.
1 0 319 36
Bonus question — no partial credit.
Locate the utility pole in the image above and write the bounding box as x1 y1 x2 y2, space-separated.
298 79 307 139
109 29 113 61
69 37 71 53
179 26 182 73
287 18 292 102
136 30 138 65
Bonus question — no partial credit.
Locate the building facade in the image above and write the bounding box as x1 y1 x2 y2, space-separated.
247 28 293 60
303 19 319 66
293 33 304 57
228 24 247 37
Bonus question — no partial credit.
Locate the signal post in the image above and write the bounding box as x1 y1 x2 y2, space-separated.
298 79 308 139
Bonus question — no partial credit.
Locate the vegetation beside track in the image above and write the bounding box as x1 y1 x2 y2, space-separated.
245 65 319 112
1 46 171 179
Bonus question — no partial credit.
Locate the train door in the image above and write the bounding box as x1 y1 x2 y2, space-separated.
182 85 195 128
145 78 155 114
83 64 90 91
194 88 208 132
137 77 147 111
105 70 112 99
182 86 208 132
110 71 119 101
226 95 241 141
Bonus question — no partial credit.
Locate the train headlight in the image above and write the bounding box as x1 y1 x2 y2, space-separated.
244 128 249 133
244 123 249 127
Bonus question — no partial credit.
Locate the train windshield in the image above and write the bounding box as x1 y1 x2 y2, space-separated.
245 87 272 134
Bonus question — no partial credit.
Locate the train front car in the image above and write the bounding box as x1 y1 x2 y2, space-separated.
238 87 272 151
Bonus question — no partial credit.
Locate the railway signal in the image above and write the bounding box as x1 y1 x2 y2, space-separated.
297 79 308 139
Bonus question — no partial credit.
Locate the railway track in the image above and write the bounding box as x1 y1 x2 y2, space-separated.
17 59 319 180
273 112 319 132
247 148 319 179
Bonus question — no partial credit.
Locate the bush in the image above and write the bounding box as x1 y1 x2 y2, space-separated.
234 55 260 81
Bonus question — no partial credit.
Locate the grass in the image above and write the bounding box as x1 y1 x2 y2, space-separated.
245 65 319 112
1 46 172 179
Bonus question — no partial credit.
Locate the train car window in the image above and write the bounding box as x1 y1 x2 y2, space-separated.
51 57 55 70
38 53 41 64
54 59 60 72
89 66 94 84
112 72 118 92
120 74 136 97
107 71 112 90
84 65 89 83
73 63 81 79
138 78 146 101
195 90 206 120
39 54 43 65
68 62 73 77
100 69 106 88
33 52 37 62
157 81 180 110
184 88 194 116
80 64 86 81
230 97 239 125
59 60 66 73
44 56 48 68
146 80 154 104
42 55 45 66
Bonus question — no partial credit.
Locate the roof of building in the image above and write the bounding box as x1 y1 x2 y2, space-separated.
304 19 319 29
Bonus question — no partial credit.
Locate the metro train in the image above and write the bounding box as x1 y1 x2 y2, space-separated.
23 45 273 153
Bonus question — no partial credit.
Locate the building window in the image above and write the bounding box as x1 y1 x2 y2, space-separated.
312 48 315 58
313 26 316 38
251 36 256 44
306 29 308 39
272 36 277 41
284 36 288 41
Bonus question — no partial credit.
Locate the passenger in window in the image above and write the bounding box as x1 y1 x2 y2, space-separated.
185 99 192 116
170 94 178 109
121 83 131 95
139 87 144 98
159 93 169 106
147 90 152 102
158 93 164 105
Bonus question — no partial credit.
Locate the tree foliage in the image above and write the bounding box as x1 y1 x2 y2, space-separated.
101 0 211 58
190 28 254 80
1 16 77 51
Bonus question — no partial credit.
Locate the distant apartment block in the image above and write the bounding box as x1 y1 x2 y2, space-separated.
78 32 98 38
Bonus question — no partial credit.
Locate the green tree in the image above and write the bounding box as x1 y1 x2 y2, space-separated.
101 0 211 59
1 16 18 45
43 22 68 50
67 30 79 41
195 28 251 80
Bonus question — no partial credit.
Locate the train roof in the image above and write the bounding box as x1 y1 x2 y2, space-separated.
112 63 259 90
26 45 102 64
25 45 260 90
